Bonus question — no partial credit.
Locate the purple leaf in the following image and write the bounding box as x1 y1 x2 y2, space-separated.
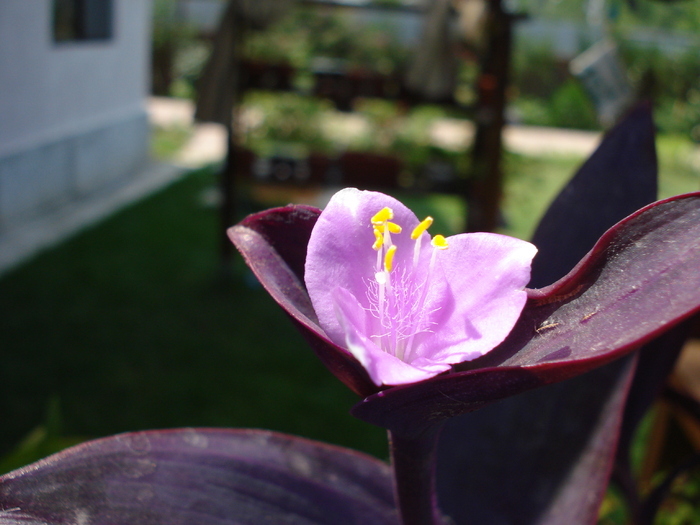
351 192 700 435
613 322 690 513
435 355 637 524
230 191 700 437
529 101 658 288
0 428 398 525
232 205 378 397
434 103 673 525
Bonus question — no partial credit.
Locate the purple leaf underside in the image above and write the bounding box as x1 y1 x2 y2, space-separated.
231 206 377 397
0 428 398 525
436 355 637 525
529 102 658 288
436 102 667 525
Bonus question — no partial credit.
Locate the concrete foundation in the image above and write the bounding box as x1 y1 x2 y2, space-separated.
0 111 149 230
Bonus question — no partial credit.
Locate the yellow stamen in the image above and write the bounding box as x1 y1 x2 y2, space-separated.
386 222 402 234
371 207 394 225
374 222 402 235
372 229 383 250
384 245 397 272
431 235 449 250
411 216 433 240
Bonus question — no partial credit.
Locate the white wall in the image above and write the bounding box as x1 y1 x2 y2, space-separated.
0 0 151 228
0 0 150 157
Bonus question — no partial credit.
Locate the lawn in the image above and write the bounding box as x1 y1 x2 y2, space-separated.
0 166 388 470
0 136 697 485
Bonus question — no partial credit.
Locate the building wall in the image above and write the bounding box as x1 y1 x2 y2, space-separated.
0 0 151 229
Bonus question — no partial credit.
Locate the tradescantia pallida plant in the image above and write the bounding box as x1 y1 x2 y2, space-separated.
1 105 700 525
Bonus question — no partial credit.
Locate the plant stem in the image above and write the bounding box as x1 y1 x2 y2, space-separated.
389 425 445 525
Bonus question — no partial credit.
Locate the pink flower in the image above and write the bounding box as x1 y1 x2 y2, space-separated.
304 188 537 386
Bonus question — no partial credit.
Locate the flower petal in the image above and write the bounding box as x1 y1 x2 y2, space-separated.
424 232 536 362
305 188 421 350
306 188 537 386
333 287 451 385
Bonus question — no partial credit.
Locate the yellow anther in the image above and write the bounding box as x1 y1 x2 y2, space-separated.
375 222 402 235
386 222 402 234
372 229 383 250
431 235 449 250
371 207 394 225
411 216 434 240
384 245 397 272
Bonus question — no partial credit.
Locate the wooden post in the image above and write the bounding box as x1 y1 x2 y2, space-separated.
220 123 238 269
466 0 514 233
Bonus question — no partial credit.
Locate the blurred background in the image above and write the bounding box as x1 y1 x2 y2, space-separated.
1 1 700 522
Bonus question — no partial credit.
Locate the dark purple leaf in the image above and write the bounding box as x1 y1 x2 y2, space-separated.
529 102 657 288
351 192 700 436
0 428 397 525
435 355 637 525
435 102 664 525
231 191 700 437
231 206 377 397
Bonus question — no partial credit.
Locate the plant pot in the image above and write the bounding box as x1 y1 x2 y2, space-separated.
241 60 294 91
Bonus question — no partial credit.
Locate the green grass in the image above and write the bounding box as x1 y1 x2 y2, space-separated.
150 125 192 160
501 152 584 240
0 167 389 469
657 134 700 200
500 135 700 241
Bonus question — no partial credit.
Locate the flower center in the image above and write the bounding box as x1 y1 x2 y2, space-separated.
368 207 449 361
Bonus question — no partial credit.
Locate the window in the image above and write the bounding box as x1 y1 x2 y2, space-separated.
53 0 114 42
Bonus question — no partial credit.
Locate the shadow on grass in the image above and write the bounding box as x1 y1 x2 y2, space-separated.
0 167 388 470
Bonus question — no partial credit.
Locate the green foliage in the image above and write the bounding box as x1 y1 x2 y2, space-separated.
350 98 402 153
455 61 479 106
617 0 700 33
150 126 192 160
510 43 599 130
0 397 83 475
656 134 700 198
151 0 206 97
654 473 700 525
172 41 211 98
152 0 195 49
242 91 334 154
511 80 599 130
500 152 583 239
598 486 631 525
500 134 700 241
509 0 589 21
245 8 409 74
239 91 466 166
512 44 569 100
619 43 700 136
548 79 599 129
